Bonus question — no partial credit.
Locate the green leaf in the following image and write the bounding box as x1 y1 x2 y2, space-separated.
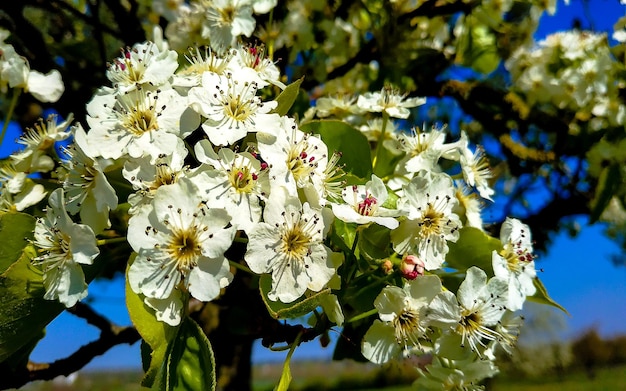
158 318 216 391
274 335 299 391
301 120 373 179
125 258 177 387
372 143 404 179
0 212 36 274
330 219 357 252
274 359 292 391
259 274 330 319
527 278 569 315
590 163 621 223
0 211 112 365
357 223 392 261
272 77 304 116
0 211 67 364
445 227 502 274
458 18 500 74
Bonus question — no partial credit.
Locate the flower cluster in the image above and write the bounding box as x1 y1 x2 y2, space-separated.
0 28 64 103
1 3 551 389
506 30 624 134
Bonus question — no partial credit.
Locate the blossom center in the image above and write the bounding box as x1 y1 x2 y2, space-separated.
393 308 422 346
457 308 501 354
152 163 180 189
419 205 444 235
225 96 252 123
356 192 378 216
501 243 534 273
280 226 311 261
166 227 202 275
124 107 159 136
288 143 318 186
219 6 236 24
228 165 257 193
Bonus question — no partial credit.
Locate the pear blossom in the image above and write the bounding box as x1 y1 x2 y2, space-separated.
86 87 196 163
106 42 179 91
122 144 189 215
391 171 462 270
144 290 185 327
228 44 285 89
400 254 425 280
0 163 47 211
359 118 399 146
0 28 64 102
314 94 363 119
152 0 186 22
331 174 399 229
256 116 328 201
427 267 508 356
188 68 278 146
460 146 495 201
244 189 336 303
361 275 442 364
414 355 499 391
25 69 65 103
453 184 484 230
492 218 537 311
192 139 269 231
356 86 426 119
63 124 118 234
127 178 236 318
201 0 256 52
395 125 449 173
32 189 100 307
173 46 233 89
11 114 72 174
252 0 277 14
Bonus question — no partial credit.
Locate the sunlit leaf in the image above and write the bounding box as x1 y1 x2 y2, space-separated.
445 227 502 274
590 163 621 223
330 219 357 252
0 212 36 274
157 318 216 391
0 212 65 364
458 17 500 74
274 336 298 391
125 258 177 387
527 277 569 315
272 77 304 116
259 274 330 319
357 223 392 261
301 120 372 179
372 143 404 179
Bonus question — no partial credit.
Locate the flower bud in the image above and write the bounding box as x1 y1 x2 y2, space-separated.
400 254 424 280
381 259 394 275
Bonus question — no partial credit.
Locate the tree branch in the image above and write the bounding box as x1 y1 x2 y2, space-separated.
398 0 481 24
0 303 141 390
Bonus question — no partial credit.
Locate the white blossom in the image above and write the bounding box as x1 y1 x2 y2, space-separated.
244 188 336 303
33 189 99 307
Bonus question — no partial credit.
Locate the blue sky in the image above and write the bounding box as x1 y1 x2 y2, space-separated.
6 0 626 371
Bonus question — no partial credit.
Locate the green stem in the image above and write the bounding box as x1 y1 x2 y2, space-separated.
268 8 275 60
96 237 127 246
344 272 394 303
229 260 253 274
344 229 361 284
371 111 389 172
346 308 378 324
233 236 249 244
0 88 22 147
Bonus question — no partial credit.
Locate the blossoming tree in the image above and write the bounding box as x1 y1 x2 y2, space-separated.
0 1 623 390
